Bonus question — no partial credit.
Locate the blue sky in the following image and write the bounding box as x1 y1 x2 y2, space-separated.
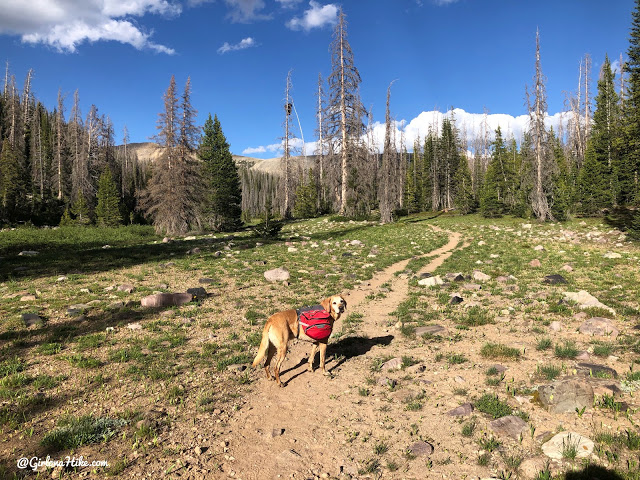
0 0 636 158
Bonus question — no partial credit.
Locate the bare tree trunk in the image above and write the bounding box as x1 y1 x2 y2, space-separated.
56 89 65 200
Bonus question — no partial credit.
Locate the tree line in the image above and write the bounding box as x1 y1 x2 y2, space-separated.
2 1 640 236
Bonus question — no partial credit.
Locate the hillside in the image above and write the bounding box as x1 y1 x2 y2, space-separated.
121 142 316 176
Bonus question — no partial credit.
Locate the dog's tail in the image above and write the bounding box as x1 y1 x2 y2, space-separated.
251 323 271 368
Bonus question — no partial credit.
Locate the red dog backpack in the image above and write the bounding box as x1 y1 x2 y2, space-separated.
296 305 333 341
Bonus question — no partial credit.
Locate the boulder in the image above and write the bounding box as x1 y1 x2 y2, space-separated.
117 284 135 294
141 293 193 308
444 272 465 282
579 317 619 339
186 287 208 301
407 441 433 457
489 415 528 440
472 270 491 282
450 294 464 305
541 432 594 460
418 275 443 287
564 290 615 315
447 403 474 417
543 274 567 285
22 313 44 327
538 379 594 414
264 267 290 282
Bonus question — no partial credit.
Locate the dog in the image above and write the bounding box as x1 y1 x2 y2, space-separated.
251 295 347 387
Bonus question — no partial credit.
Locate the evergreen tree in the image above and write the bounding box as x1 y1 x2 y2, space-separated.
95 167 122 227
590 55 621 206
293 169 319 218
199 113 242 231
622 0 640 206
576 146 609 215
549 130 571 221
0 138 23 223
454 154 475 214
59 207 73 226
70 193 91 225
480 128 516 217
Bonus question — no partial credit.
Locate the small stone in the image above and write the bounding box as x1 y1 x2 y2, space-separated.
187 247 202 255
549 321 562 331
380 357 403 372
543 274 567 285
127 323 143 330
56 276 67 282
490 415 528 439
141 293 193 308
18 250 39 256
604 252 622 259
472 270 491 282
576 363 618 379
377 377 397 388
454 376 465 384
227 364 247 373
264 267 290 282
450 294 464 305
162 237 171 243
418 275 443 287
529 259 542 268
187 287 208 301
67 304 89 316
561 264 574 272
199 278 215 285
463 283 482 291
534 245 545 251
414 325 446 337
405 364 426 374
22 313 44 327
447 403 473 417
271 428 285 437
564 291 615 315
407 441 433 457
118 284 135 294
20 294 37 302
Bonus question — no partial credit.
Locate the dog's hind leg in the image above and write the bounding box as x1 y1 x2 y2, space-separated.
273 345 287 387
264 343 276 380
307 344 318 372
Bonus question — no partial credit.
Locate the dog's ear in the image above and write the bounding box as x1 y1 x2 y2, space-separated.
321 297 331 312
341 296 347 310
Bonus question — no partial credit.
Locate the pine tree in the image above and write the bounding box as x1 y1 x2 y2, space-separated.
549 130 571 221
0 138 24 223
200 113 242 231
622 0 640 207
480 128 516 217
95 167 122 227
70 193 91 225
293 169 318 218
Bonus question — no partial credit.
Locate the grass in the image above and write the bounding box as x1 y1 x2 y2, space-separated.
457 306 494 327
480 342 521 360
475 394 512 419
537 364 562 380
554 341 580 359
41 415 127 451
536 338 553 351
462 420 477 437
478 436 501 452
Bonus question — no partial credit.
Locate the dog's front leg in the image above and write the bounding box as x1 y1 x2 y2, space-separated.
308 344 318 372
318 342 330 376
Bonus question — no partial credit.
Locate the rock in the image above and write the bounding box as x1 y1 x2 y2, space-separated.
549 321 562 332
141 293 193 308
127 323 143 330
520 457 557 479
529 259 542 268
18 250 39 256
579 317 619 338
56 276 67 282
495 276 510 284
271 428 285 437
447 403 474 417
186 287 208 301
522 224 532 229
406 364 426 374
543 274 567 285
287 247 298 253
418 275 443 287
534 245 545 251
67 304 89 316
380 357 403 371
407 441 433 457
576 363 618 379
541 432 594 460
604 252 622 259
377 377 397 388
472 270 491 282
199 278 215 285
478 241 486 246
20 294 37 302
489 415 528 440
538 379 594 414
227 364 247 374
418 272 432 279
444 272 465 282
450 294 464 305
22 313 44 327
187 247 201 255
102 244 111 249
108 301 124 310
117 284 135 294
264 267 290 282
162 237 171 243
350 240 363 246
561 264 574 272
414 325 446 336
184 236 196 241
463 283 482 291
564 290 615 315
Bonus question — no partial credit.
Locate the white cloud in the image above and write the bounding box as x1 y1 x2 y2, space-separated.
217 36 257 54
242 108 572 158
433 0 460 5
0 0 179 53
286 1 338 31
276 0 303 8
223 0 271 23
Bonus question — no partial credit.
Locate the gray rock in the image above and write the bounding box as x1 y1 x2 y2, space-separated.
141 293 193 308
444 272 465 282
579 317 619 339
186 287 208 301
20 294 37 302
405 364 426 374
264 267 290 282
271 428 285 437
67 304 90 316
549 321 562 331
472 270 491 282
489 415 528 440
450 294 464 305
541 432 594 460
199 278 215 284
564 291 615 315
543 274 567 285
418 275 443 287
576 363 618 379
463 283 482 291
407 441 433 457
22 313 44 327
414 325 446 337
18 250 39 256
604 252 622 259
127 323 143 330
538 379 594 414
380 357 403 372
117 284 135 294
418 272 432 279
447 403 474 417
108 301 125 310
227 364 247 373
377 377 397 388
529 259 542 268
187 247 201 255
561 264 574 272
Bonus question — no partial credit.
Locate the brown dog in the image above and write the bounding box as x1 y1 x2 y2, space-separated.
251 295 347 387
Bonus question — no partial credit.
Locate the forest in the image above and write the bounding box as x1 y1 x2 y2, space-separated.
1 4 640 236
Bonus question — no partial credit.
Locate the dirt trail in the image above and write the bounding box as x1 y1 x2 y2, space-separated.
223 228 464 479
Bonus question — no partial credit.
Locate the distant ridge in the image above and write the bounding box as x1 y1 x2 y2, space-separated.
119 142 315 177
